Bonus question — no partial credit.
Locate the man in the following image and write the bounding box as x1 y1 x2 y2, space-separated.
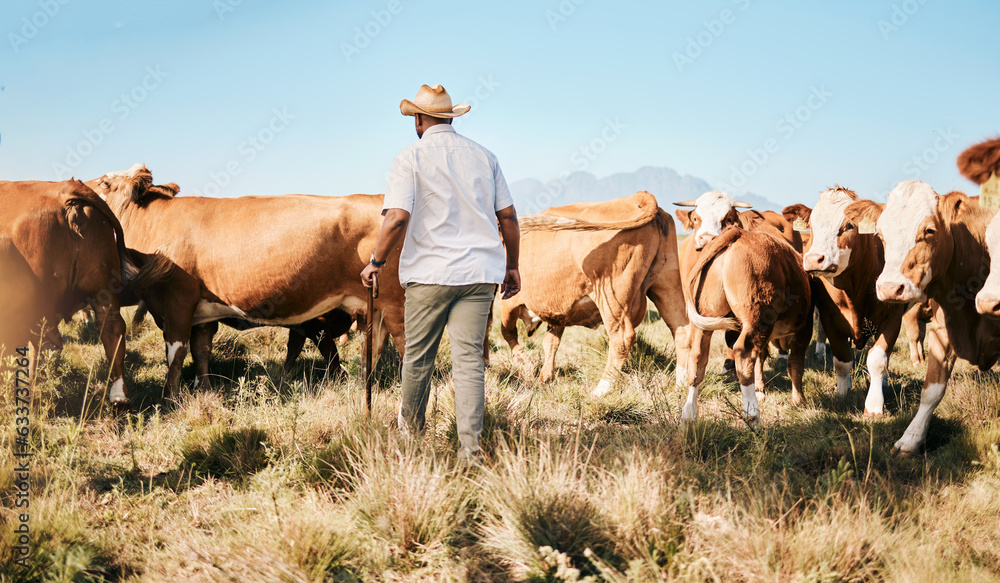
362 83 520 463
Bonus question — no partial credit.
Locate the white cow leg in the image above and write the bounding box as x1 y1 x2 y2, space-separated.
834 357 852 397
864 345 887 415
108 377 127 404
740 383 761 429
592 378 614 397
681 385 699 423
893 382 947 455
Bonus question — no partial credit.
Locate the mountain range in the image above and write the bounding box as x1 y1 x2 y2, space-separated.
509 166 783 217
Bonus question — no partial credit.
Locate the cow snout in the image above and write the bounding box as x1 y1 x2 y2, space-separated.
876 278 921 303
803 253 837 274
976 291 1000 317
694 232 715 250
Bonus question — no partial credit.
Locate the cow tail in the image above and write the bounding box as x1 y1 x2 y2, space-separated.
127 250 174 292
685 227 742 331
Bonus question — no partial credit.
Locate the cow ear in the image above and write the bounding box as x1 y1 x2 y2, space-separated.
675 209 695 231
844 200 884 227
937 191 971 224
782 203 811 224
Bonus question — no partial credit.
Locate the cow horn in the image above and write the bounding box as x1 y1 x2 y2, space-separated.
734 201 753 208
673 200 698 207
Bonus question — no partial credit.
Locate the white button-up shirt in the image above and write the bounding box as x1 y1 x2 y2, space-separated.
383 124 514 287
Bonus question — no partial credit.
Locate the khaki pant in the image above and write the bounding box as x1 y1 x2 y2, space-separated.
398 283 495 461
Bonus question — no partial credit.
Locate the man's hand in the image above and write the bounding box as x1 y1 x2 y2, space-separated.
361 263 381 287
501 268 520 299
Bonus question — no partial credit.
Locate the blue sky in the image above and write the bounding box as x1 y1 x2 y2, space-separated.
1 0 998 208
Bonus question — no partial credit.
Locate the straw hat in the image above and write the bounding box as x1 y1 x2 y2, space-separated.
399 84 470 118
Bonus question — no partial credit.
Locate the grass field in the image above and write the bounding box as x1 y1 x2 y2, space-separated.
2 304 1000 582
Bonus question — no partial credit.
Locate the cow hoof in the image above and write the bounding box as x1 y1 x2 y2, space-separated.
745 415 762 430
890 444 917 458
755 390 766 404
591 379 613 397
863 409 884 418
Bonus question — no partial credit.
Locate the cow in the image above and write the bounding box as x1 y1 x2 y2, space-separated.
674 192 804 380
681 221 813 426
86 164 406 402
0 179 159 406
781 186 913 416
873 179 999 454
499 191 689 396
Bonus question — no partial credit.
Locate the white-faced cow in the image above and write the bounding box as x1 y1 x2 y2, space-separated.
681 224 813 427
675 191 807 384
874 179 999 454
499 191 689 396
0 179 161 406
784 186 912 416
87 165 405 402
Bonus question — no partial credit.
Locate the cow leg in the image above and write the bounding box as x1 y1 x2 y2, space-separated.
819 312 853 397
753 357 766 402
893 311 955 455
864 310 903 416
722 330 738 376
646 269 690 388
284 330 308 370
92 301 129 406
681 327 714 423
500 302 526 361
190 321 218 391
161 317 192 403
788 323 812 406
594 311 638 397
731 328 762 428
314 332 346 381
539 325 564 383
814 308 827 358
903 303 926 365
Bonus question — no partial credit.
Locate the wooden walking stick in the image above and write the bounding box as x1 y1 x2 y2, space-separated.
365 272 379 419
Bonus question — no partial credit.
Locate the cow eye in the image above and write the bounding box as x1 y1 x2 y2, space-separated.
99 180 109 188
924 226 936 237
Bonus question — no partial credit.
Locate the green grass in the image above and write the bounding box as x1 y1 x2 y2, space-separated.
1 306 999 581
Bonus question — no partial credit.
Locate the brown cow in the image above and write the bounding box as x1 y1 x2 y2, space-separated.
86 164 405 402
675 192 805 380
783 186 911 416
499 191 689 396
874 179 999 454
682 226 812 427
0 179 144 405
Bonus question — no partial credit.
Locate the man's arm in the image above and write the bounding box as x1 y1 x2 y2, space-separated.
361 208 410 287
496 204 520 299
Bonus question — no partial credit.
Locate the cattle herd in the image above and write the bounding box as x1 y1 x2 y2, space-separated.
3 138 1000 457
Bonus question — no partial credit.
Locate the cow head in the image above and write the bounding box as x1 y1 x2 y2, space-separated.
673 190 752 250
875 180 962 303
976 213 1000 317
86 164 172 211
799 186 880 276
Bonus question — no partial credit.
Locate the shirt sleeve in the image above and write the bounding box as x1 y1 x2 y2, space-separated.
492 156 514 212
383 149 415 214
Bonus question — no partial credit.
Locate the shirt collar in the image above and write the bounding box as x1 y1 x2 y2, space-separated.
421 124 456 138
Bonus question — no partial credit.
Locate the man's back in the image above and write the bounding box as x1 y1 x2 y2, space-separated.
385 124 512 286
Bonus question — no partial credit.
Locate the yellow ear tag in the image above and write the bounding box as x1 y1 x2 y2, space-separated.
858 218 877 234
981 173 1000 210
792 217 809 232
